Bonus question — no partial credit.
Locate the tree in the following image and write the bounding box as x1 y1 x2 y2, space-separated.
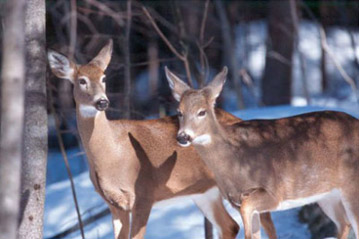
0 0 26 239
262 0 296 106
18 0 48 238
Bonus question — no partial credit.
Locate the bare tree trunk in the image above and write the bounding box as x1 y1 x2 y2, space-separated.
18 0 48 238
262 0 295 106
0 0 26 238
123 0 132 119
214 0 245 109
148 37 159 97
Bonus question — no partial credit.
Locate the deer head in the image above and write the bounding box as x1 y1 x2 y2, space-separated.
47 39 113 118
165 67 228 147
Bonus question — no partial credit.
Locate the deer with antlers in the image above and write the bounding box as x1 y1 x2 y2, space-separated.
47 40 281 239
166 66 356 239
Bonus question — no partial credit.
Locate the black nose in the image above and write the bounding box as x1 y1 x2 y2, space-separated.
176 133 191 145
96 98 109 111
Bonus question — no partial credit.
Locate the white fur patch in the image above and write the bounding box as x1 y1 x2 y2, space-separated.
79 104 98 118
154 187 223 235
112 218 123 237
192 187 223 236
341 194 359 237
183 129 194 138
192 134 212 145
276 189 340 211
47 51 74 82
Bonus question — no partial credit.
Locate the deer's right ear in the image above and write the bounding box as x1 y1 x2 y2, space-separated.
165 67 190 102
47 51 76 83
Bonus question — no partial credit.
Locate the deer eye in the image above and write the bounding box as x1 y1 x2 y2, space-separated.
198 110 206 117
79 78 87 85
177 110 183 118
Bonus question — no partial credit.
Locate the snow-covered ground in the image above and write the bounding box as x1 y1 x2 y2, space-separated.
44 105 358 239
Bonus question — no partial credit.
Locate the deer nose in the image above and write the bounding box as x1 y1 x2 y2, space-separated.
95 98 109 111
176 132 192 146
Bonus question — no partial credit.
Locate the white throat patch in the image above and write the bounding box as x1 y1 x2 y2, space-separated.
192 134 212 145
79 104 98 118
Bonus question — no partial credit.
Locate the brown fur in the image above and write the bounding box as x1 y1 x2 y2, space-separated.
170 67 356 239
48 42 279 239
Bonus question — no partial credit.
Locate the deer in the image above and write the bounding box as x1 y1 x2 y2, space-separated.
47 40 279 239
166 66 356 239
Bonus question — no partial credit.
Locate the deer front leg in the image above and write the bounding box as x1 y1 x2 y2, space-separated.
239 189 279 239
259 212 277 239
130 199 153 239
109 205 130 239
193 187 239 239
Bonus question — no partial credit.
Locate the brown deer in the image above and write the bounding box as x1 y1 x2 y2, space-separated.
166 66 356 239
47 40 278 239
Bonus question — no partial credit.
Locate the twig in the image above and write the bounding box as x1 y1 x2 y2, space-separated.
289 0 310 104
198 0 210 86
319 28 357 92
123 0 132 119
85 0 125 26
200 0 210 44
46 208 110 239
214 0 244 109
142 6 193 87
301 0 358 104
48 80 85 239
69 0 77 60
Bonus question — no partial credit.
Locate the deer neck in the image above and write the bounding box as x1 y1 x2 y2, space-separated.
193 113 235 170
75 105 113 157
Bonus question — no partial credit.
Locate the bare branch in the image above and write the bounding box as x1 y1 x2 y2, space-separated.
85 0 125 26
69 0 77 60
198 0 210 86
123 0 132 119
319 27 357 92
289 0 310 104
200 0 210 44
142 5 193 87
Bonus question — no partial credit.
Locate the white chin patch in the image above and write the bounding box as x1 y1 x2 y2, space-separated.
79 104 98 118
192 134 212 145
178 141 191 147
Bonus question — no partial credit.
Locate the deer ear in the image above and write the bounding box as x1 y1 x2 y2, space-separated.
90 39 113 71
206 66 228 102
47 50 76 83
165 66 190 102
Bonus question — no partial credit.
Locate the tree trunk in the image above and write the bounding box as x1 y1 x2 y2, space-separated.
262 0 295 106
18 0 48 238
0 0 26 239
123 0 132 119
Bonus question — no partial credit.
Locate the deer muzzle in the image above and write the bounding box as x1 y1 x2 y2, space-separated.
176 132 192 147
95 98 109 111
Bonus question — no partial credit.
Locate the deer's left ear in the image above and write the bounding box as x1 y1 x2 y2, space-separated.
165 66 190 102
47 50 77 83
206 66 227 102
90 39 113 71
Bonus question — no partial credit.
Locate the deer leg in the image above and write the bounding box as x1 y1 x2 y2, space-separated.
239 189 279 239
340 192 359 239
109 205 130 239
130 200 153 239
259 212 277 239
193 187 239 239
318 196 350 239
252 212 261 239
